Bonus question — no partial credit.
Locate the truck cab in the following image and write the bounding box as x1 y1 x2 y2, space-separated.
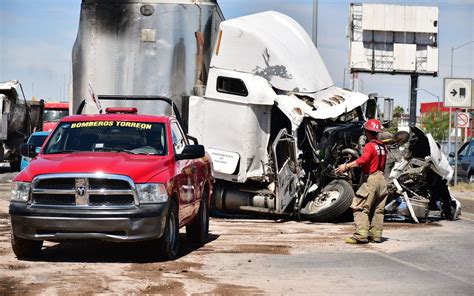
43 102 69 131
9 107 213 260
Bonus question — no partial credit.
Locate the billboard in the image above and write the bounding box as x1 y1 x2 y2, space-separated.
348 3 439 76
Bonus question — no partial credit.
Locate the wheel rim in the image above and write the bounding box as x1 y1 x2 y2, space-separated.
307 190 341 212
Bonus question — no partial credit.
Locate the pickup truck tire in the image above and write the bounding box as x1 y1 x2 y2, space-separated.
156 199 179 261
11 234 43 259
186 191 209 244
301 180 354 222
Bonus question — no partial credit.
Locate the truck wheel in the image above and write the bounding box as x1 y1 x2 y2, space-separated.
156 199 179 261
11 234 43 259
186 191 209 244
301 180 354 222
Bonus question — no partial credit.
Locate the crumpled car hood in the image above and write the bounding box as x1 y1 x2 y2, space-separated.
410 126 453 181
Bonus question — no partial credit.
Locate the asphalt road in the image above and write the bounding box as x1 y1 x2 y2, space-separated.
0 168 473 294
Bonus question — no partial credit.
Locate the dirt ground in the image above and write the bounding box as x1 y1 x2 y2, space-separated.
1 170 473 295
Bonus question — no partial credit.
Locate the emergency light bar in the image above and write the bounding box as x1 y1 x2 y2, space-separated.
105 107 138 114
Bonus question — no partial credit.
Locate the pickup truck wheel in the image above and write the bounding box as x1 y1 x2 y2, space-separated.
11 234 43 259
156 200 179 261
300 180 354 222
186 193 209 244
469 172 474 184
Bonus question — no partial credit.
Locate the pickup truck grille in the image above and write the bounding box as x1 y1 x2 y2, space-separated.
31 174 137 207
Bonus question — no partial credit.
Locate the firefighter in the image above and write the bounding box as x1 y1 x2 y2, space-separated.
335 119 388 244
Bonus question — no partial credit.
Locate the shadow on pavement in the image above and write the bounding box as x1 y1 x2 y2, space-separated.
18 233 219 263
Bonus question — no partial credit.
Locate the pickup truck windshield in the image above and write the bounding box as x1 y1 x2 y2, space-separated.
43 121 167 156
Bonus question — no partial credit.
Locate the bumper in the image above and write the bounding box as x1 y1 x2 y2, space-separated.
10 202 168 242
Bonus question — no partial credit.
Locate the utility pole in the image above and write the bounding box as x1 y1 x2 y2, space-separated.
449 40 474 153
450 40 474 184
312 0 318 47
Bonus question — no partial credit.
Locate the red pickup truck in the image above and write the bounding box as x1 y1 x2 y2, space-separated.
9 107 213 260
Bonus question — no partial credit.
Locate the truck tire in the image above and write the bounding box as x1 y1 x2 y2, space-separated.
11 234 43 259
156 199 179 261
186 191 209 244
301 180 354 222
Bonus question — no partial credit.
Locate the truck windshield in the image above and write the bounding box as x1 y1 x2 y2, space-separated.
44 110 69 122
28 135 48 147
43 121 167 156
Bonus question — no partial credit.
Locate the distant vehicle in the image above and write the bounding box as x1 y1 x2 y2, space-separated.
449 140 474 183
20 131 49 171
0 80 44 171
43 102 69 131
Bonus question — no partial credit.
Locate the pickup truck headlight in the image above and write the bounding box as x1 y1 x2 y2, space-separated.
11 182 31 202
136 183 168 204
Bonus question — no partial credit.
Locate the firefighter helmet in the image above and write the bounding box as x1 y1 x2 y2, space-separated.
363 119 383 133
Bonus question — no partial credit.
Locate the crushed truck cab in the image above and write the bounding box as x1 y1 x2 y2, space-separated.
9 107 213 260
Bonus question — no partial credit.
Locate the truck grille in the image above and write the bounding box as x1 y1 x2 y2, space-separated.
31 174 137 207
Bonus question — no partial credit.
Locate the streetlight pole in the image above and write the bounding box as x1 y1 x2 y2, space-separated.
450 40 474 77
312 0 318 47
415 88 440 111
415 88 444 150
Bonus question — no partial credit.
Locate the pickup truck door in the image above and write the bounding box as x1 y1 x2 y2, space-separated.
171 121 196 225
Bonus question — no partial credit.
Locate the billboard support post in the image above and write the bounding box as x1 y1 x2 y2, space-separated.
409 74 418 126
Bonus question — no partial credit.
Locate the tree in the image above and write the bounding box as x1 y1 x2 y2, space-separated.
421 109 449 142
387 106 405 134
393 106 405 117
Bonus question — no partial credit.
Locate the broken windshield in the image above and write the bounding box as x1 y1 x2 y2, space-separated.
43 121 167 156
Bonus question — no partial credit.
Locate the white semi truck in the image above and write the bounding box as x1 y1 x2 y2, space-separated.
72 0 375 221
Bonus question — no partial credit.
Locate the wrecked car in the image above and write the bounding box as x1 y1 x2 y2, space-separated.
384 127 461 222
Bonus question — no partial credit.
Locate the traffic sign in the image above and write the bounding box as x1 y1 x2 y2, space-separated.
444 78 473 108
457 112 470 128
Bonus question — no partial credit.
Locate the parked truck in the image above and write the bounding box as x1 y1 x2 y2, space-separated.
10 102 213 260
0 80 44 171
43 102 69 131
72 0 377 221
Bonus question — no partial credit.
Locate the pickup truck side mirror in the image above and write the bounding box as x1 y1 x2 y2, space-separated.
175 145 205 160
20 143 37 158
187 135 199 145
449 152 455 158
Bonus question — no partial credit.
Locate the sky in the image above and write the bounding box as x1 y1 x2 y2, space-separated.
0 0 473 113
